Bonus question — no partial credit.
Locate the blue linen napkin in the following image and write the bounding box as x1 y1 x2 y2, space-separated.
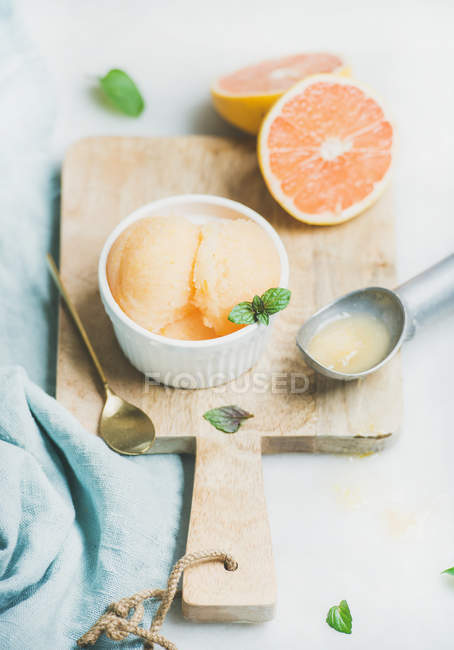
0 0 58 392
0 3 189 647
0 366 189 648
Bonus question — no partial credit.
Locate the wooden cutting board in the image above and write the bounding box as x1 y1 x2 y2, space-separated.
57 135 402 623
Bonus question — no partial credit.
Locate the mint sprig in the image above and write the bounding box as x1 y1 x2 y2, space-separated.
203 405 253 433
441 567 454 576
99 69 145 117
228 287 291 326
326 600 352 634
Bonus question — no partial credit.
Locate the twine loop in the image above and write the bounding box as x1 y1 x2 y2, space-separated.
77 550 237 650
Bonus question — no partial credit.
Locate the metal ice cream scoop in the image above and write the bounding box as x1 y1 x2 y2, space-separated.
296 254 454 380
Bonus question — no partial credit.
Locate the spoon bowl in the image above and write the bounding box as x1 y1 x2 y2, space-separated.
100 387 155 455
296 287 406 380
296 253 454 381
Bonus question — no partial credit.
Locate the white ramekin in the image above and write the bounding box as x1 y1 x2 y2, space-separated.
98 194 289 388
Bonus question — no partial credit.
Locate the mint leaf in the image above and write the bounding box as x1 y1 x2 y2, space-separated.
257 311 269 326
99 69 145 116
228 287 290 328
442 567 454 575
326 600 352 634
252 295 265 314
261 288 291 314
203 405 253 433
228 302 255 325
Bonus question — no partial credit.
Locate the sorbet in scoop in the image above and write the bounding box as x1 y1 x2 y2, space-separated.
193 219 281 336
106 215 281 340
106 216 200 332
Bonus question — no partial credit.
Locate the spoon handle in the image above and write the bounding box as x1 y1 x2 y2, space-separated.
46 254 109 392
395 253 454 338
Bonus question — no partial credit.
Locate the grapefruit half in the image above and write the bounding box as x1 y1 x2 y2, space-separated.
258 74 394 225
212 53 349 135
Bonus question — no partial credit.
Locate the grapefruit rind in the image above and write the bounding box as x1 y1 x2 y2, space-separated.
210 88 284 135
257 74 393 225
211 57 350 135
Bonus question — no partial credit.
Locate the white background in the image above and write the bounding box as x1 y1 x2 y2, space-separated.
18 0 454 647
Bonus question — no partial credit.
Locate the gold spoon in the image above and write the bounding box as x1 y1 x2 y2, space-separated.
46 254 156 455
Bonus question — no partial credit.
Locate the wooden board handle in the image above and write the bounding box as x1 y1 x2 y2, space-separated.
182 435 276 623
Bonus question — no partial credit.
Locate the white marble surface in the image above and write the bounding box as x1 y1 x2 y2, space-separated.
18 0 454 647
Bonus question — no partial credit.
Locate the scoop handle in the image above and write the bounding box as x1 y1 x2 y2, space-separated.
182 435 276 622
395 253 454 339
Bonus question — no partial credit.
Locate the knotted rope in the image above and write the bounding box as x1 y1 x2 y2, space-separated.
77 550 238 650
